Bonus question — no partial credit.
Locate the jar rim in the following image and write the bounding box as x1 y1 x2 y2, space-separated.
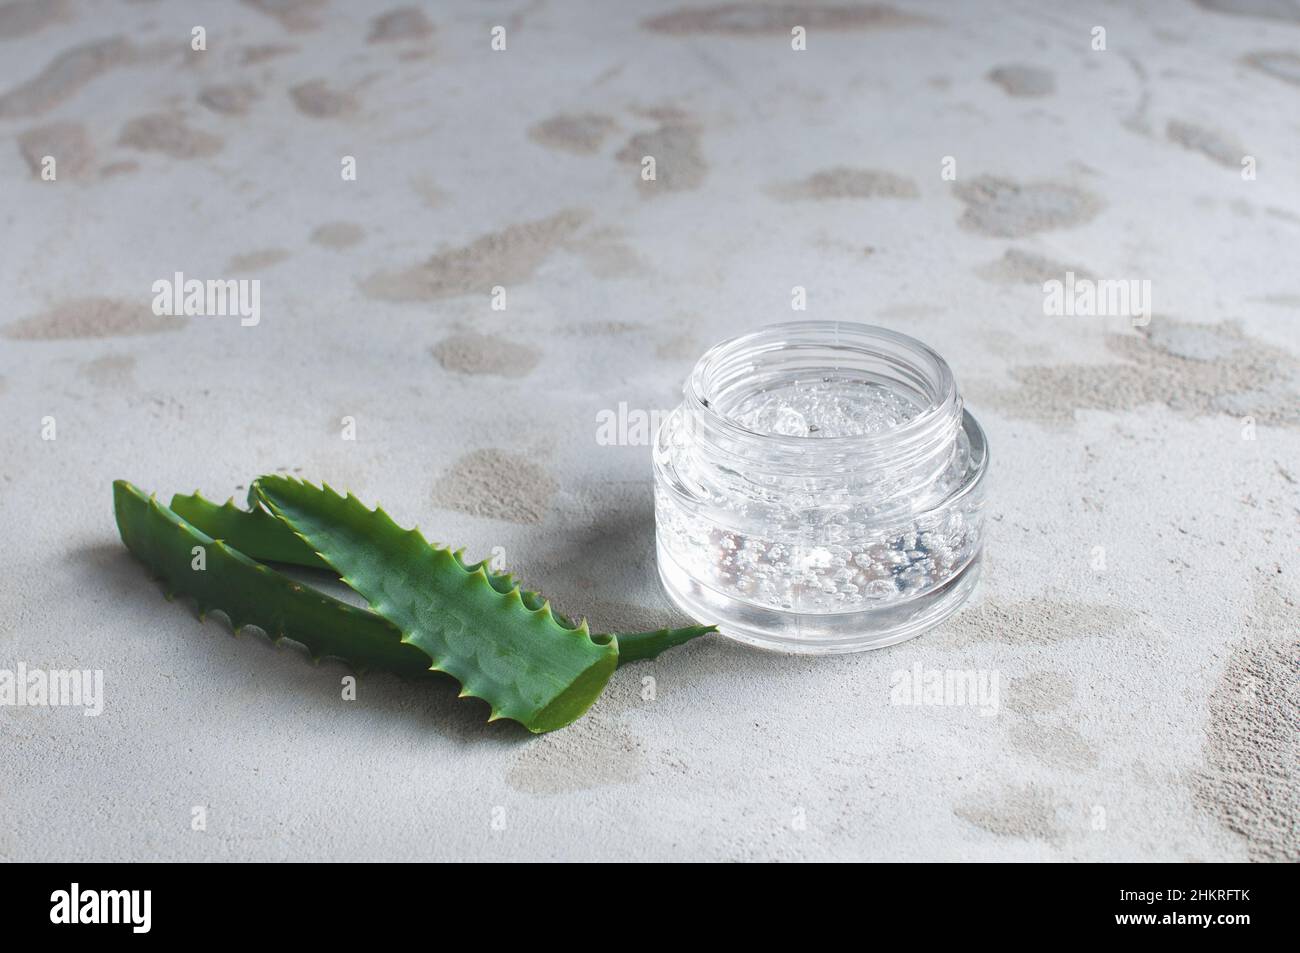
685 320 961 455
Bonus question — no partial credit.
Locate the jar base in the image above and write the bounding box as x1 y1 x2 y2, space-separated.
656 541 983 655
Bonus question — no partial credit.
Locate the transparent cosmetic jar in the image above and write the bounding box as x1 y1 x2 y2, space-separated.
653 321 988 654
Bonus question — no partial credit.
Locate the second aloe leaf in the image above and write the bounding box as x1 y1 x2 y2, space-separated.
254 476 623 733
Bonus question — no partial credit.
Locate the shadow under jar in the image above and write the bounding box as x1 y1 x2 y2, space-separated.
653 321 989 654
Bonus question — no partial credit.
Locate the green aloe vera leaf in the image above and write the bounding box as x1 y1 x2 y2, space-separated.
251 475 620 733
170 491 332 570
173 489 714 665
117 479 717 731
114 481 432 678
182 491 712 670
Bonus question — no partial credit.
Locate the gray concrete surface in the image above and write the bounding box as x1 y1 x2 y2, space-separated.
1 0 1297 861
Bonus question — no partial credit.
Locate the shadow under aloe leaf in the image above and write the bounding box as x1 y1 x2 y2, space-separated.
511 492 679 629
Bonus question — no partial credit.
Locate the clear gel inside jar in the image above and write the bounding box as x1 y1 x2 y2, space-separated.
653 321 989 653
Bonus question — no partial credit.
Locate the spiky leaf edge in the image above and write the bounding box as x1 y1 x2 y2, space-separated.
175 488 716 667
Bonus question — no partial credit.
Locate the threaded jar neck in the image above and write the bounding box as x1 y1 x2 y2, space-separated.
680 322 963 489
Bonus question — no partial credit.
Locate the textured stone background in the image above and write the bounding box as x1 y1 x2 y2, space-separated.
0 0 1296 861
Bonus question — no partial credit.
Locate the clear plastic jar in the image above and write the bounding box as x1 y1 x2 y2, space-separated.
653 321 989 653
